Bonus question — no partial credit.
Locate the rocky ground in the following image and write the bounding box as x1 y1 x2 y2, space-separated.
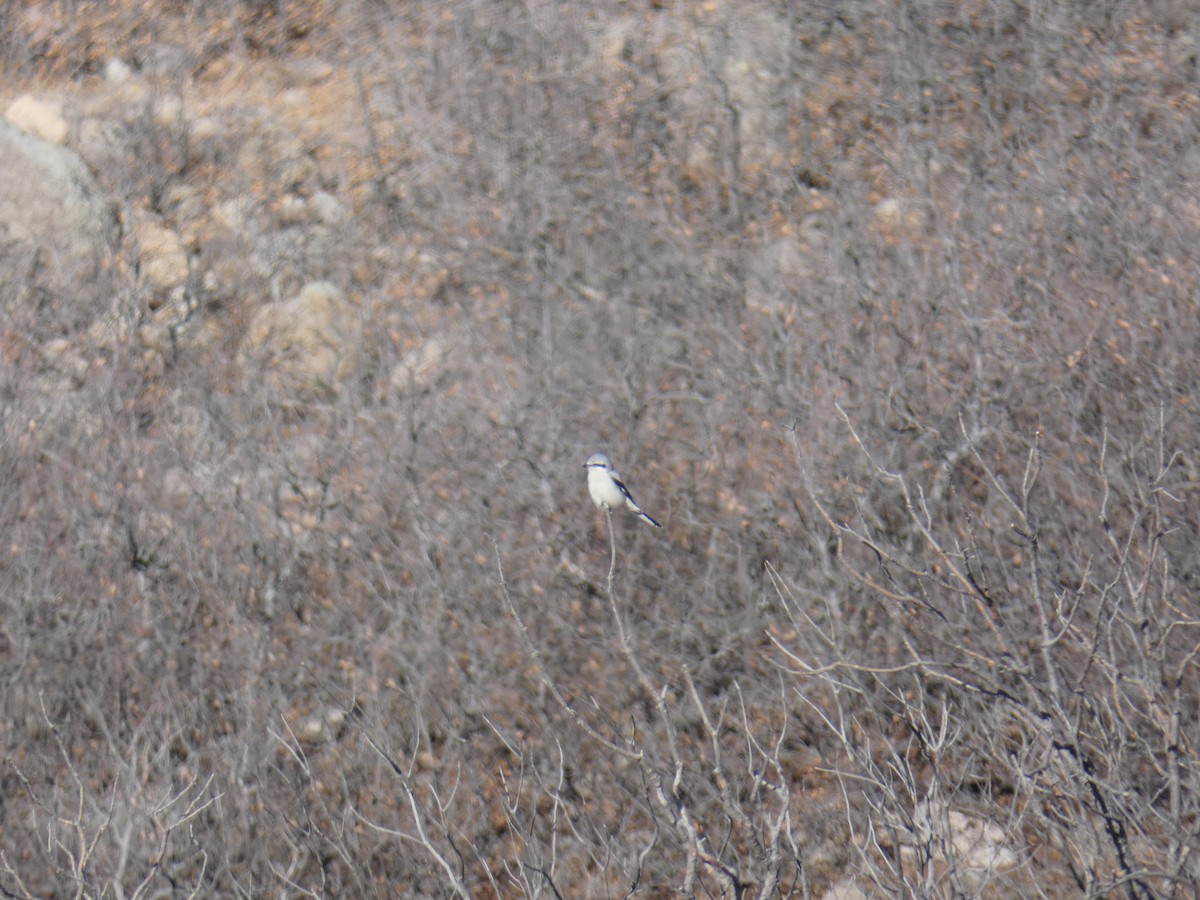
1 1 1198 896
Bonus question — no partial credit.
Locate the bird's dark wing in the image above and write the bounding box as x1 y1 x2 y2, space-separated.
612 475 637 504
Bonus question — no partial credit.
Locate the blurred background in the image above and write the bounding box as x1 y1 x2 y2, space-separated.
0 1 1197 895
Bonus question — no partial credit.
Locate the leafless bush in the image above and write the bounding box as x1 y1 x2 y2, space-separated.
1 0 1198 896
777 402 1199 896
499 512 805 897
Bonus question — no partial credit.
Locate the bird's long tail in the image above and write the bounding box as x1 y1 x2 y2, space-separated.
634 508 662 528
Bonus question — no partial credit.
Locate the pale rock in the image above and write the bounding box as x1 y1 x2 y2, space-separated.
300 707 346 744
75 116 124 166
0 118 117 319
87 307 135 350
135 220 189 295
190 116 220 141
649 5 792 178
273 138 317 190
283 57 335 85
5 95 68 144
245 281 362 399
153 94 184 126
389 334 451 396
324 708 346 732
948 810 1019 886
41 337 72 360
872 197 923 241
300 716 326 741
873 197 902 232
214 197 253 231
159 181 204 224
138 322 173 354
596 17 638 67
308 191 346 226
104 58 134 85
276 194 309 226
900 804 1019 893
277 472 325 533
41 338 88 388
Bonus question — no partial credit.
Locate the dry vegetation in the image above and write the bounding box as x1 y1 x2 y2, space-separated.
1 1 1198 896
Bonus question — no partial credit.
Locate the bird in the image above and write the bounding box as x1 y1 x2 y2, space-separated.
584 452 662 528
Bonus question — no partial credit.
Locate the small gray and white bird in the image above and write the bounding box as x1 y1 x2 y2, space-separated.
584 452 662 528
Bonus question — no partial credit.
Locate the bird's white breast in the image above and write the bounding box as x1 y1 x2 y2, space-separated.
588 466 626 510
